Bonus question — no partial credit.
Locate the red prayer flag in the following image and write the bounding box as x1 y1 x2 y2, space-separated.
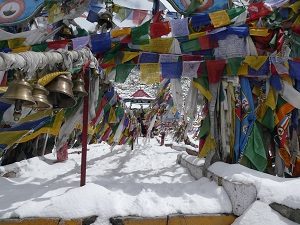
198 35 218 50
150 21 171 38
206 59 226 83
47 40 69 50
247 2 272 22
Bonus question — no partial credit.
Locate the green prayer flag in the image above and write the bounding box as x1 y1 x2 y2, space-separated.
131 20 150 45
115 107 124 119
260 107 275 131
226 7 246 20
227 57 244 75
32 43 48 52
103 43 121 62
180 39 201 53
115 64 135 83
199 115 210 139
241 122 267 172
0 40 8 49
117 7 132 21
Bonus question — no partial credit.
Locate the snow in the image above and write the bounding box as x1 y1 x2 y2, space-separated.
0 139 231 225
233 201 299 225
209 162 300 210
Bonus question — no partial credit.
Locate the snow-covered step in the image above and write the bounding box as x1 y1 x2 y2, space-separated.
176 152 205 179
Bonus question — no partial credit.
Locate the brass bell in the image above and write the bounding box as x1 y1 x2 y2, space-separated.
98 11 113 29
32 83 52 110
45 74 76 109
73 77 88 97
0 78 36 121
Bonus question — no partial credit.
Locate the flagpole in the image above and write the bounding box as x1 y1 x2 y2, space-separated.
80 65 90 187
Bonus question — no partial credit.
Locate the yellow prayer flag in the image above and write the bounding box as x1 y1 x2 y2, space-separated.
0 87 7 93
38 71 69 86
188 32 206 40
290 1 300 13
122 51 140 63
141 38 173 53
199 134 216 158
140 63 161 84
293 15 300 27
192 80 212 101
244 56 268 70
12 46 31 53
111 27 131 38
7 38 26 49
108 107 117 123
209 10 231 28
265 87 276 110
250 28 270 37
237 63 248 76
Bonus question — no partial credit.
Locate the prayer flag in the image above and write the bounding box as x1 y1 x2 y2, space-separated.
132 9 148 25
140 63 161 84
161 62 182 79
115 64 135 83
206 60 226 83
209 10 231 28
131 20 151 45
170 18 190 37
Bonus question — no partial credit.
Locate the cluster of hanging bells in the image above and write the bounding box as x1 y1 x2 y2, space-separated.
0 70 88 121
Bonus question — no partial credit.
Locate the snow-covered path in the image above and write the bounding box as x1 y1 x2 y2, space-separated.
0 138 231 225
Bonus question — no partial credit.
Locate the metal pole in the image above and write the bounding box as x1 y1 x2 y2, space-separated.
80 67 90 187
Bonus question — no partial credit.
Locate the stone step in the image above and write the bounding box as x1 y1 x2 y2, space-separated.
0 218 82 225
110 214 236 225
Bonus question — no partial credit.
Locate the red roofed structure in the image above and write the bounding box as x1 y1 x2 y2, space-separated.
131 89 151 98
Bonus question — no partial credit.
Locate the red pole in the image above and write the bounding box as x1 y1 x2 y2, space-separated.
80 67 90 187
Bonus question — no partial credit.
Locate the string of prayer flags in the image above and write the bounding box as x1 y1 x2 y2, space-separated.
161 62 182 79
132 9 148 25
206 59 226 83
90 33 111 53
131 20 151 45
170 18 190 37
140 63 161 84
150 22 171 38
115 64 135 83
